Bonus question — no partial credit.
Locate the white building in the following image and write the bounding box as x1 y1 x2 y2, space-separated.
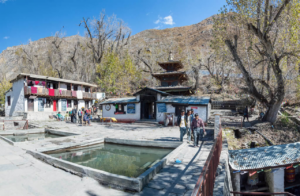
100 87 211 124
5 73 103 120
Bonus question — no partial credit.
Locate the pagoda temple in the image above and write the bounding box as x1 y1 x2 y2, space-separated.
152 52 194 95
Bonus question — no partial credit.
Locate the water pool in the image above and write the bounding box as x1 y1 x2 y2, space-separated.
4 133 66 142
47 143 173 178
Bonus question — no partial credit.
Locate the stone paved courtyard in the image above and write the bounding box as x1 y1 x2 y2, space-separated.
0 121 214 196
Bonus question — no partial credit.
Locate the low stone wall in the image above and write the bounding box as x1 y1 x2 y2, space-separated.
213 138 233 196
26 112 58 121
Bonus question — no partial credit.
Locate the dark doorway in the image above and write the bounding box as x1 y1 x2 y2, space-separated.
28 99 34 111
140 95 156 120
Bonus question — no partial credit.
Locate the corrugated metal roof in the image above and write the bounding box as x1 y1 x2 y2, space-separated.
133 87 170 96
156 96 210 105
229 142 300 171
100 97 138 105
11 73 97 87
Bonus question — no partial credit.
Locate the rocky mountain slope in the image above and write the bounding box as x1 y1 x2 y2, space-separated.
0 15 215 82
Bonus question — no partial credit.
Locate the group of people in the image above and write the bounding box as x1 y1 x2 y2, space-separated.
56 106 98 126
177 109 206 147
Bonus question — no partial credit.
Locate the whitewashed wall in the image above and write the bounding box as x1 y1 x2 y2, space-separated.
5 78 25 117
186 105 208 122
156 104 176 122
102 103 140 120
156 104 209 123
78 100 85 110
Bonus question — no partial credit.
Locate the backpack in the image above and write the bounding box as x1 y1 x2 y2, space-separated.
78 110 82 116
69 111 72 115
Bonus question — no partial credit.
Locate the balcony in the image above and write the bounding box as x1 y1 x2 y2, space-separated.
24 87 97 100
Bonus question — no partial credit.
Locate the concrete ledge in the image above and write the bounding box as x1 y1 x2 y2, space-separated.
45 128 79 136
0 128 79 147
36 138 104 153
0 128 45 135
104 138 182 148
28 138 184 192
0 136 16 146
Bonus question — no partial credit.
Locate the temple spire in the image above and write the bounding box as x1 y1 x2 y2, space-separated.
168 51 174 61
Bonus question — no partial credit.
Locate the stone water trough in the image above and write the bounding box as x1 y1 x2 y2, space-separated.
27 138 184 192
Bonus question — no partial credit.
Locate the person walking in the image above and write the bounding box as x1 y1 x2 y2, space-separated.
84 111 91 126
191 113 206 147
186 110 193 144
69 110 73 123
72 107 77 123
177 110 187 142
190 109 195 141
243 106 249 122
78 109 83 124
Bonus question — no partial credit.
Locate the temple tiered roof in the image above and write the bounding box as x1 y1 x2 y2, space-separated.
151 52 193 95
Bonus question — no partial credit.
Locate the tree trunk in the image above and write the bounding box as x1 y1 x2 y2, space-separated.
263 101 282 123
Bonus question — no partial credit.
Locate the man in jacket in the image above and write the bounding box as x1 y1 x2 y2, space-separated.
191 113 206 147
177 110 187 142
72 107 77 123
186 110 193 144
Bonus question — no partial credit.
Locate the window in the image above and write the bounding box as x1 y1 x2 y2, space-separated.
47 82 51 89
7 96 11 106
67 100 72 108
74 100 78 106
45 99 51 108
67 84 71 91
85 87 89 92
114 104 126 114
73 85 78 91
175 105 186 116
53 83 58 89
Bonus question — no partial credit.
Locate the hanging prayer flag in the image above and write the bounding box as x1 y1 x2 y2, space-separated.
249 171 257 177
286 164 293 169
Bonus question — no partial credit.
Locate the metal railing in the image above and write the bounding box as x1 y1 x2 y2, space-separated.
1 120 28 130
230 192 295 196
192 125 223 196
24 86 96 99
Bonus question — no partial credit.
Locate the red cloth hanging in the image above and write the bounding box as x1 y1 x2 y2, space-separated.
48 89 55 96
35 81 40 85
31 87 37 94
72 91 77 97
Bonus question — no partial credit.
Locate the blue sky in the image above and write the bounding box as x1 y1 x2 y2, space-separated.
0 0 226 52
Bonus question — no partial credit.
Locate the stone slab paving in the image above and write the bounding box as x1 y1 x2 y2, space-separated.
0 120 214 196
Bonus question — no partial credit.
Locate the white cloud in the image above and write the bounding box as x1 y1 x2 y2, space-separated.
163 15 175 25
0 0 8 3
154 15 175 26
154 26 160 29
3 36 9 39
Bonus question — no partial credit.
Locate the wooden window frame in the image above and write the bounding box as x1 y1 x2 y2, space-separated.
114 104 126 114
45 99 51 108
67 100 72 108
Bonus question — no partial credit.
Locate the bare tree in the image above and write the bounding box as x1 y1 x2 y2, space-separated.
79 10 131 69
214 0 300 122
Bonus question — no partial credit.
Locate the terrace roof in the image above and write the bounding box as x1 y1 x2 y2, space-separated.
11 73 97 87
229 142 300 171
